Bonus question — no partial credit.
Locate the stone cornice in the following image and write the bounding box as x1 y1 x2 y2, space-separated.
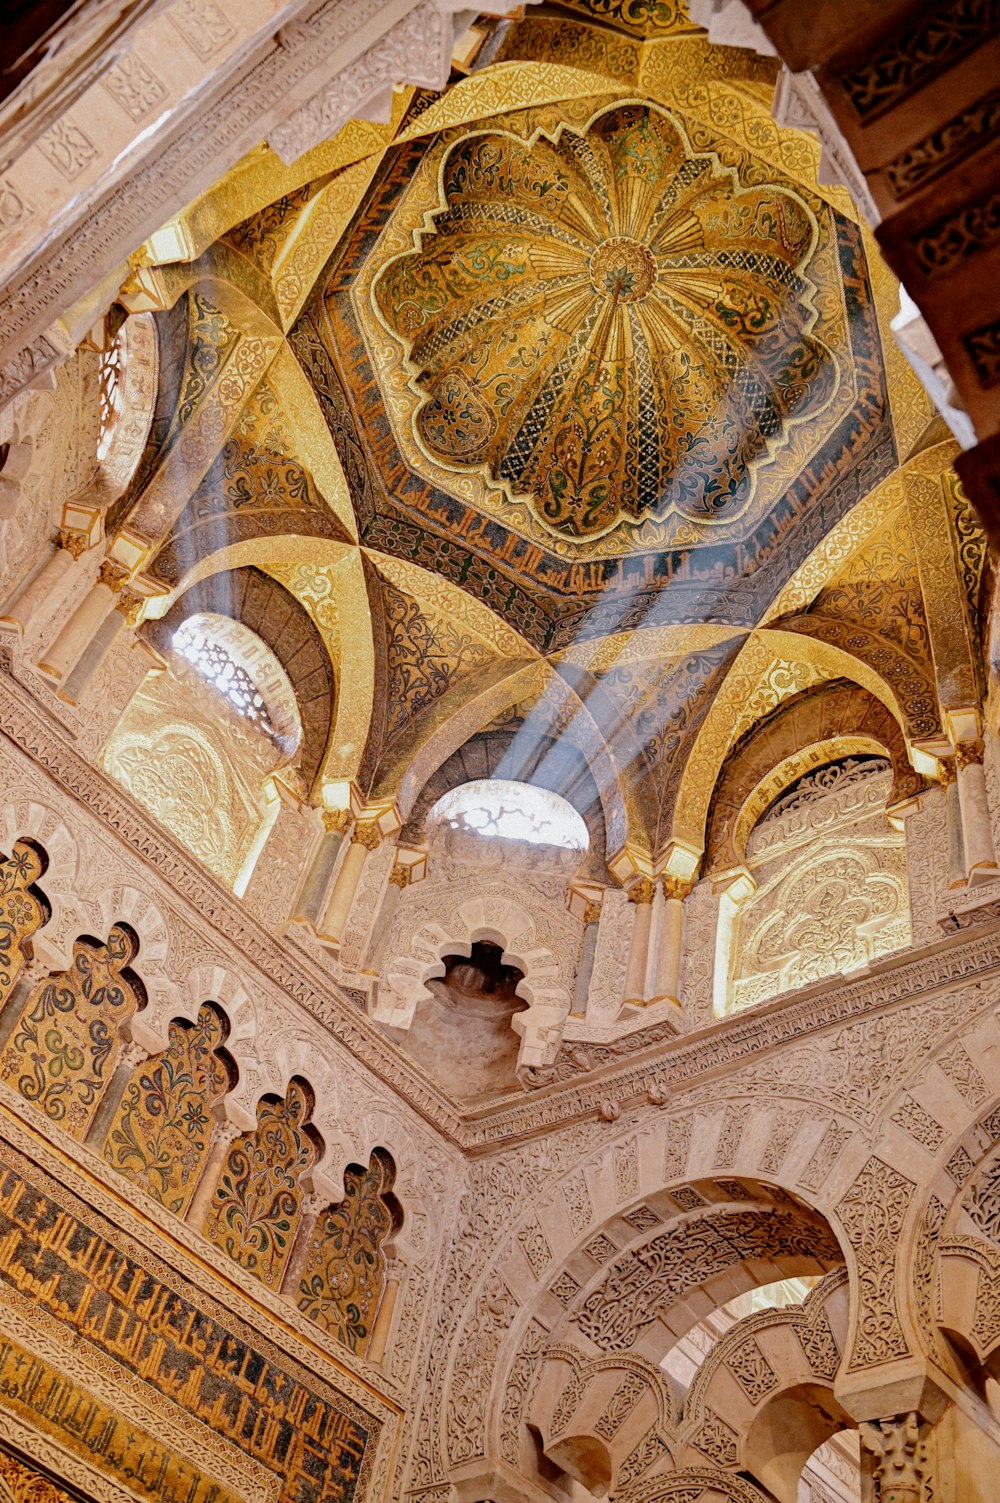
4 666 1000 1151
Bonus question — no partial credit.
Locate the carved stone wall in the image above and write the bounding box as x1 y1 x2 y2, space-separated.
102 657 285 888
726 765 910 1014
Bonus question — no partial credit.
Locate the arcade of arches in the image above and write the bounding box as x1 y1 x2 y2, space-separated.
5 2 1000 1501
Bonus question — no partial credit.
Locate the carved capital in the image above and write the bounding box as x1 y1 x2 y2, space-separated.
582 899 603 926
388 862 412 890
57 527 89 560
955 739 985 771
121 1040 149 1070
937 757 957 788
115 586 144 627
862 1411 926 1503
98 559 130 593
210 1120 244 1150
352 821 381 853
661 875 694 903
322 808 353 836
627 876 656 905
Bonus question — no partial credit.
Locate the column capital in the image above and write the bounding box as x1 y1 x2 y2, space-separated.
860 1412 926 1503
388 862 412 890
955 738 985 771
582 899 603 926
56 527 89 560
352 821 382 853
209 1119 243 1150
98 558 130 593
114 585 144 626
322 808 353 836
627 876 656 905
937 756 957 787
661 874 694 902
121 1040 149 1071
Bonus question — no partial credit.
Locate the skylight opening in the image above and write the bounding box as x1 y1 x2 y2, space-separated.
173 618 279 741
429 779 589 850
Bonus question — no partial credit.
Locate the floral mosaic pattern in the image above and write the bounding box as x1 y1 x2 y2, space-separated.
0 840 48 1006
104 1004 233 1215
298 1153 399 1354
203 1078 318 1288
375 102 837 541
0 925 141 1139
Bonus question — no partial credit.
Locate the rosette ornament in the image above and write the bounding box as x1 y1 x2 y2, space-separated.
375 103 839 541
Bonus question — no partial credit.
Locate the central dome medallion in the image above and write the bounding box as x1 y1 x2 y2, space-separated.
372 103 839 542
589 237 658 303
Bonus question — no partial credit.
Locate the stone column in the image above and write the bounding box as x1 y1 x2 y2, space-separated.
571 899 602 1016
862 1412 926 1503
321 821 381 944
186 1121 243 1231
364 860 411 971
38 558 128 681
84 1041 148 1148
955 739 1000 883
279 1192 323 1296
367 1259 403 1365
60 584 143 703
297 810 352 927
623 877 656 1007
938 759 966 889
654 876 692 1004
0 529 89 631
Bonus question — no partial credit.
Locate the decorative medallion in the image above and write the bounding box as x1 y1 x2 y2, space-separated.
372 103 838 543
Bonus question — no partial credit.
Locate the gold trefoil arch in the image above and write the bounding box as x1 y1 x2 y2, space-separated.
372 99 839 544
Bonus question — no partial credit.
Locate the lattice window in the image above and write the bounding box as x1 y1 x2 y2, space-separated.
429 778 589 849
173 619 278 740
96 332 125 461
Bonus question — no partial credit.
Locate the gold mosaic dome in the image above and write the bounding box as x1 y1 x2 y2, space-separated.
373 102 839 541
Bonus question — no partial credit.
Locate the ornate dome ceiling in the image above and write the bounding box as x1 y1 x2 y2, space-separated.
294 54 894 650
371 101 837 544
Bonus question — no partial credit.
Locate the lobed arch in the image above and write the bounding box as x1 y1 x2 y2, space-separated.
144 565 335 791
0 801 83 962
442 1162 855 1495
528 1346 676 1497
527 1272 852 1502
377 891 573 1078
430 1063 991 1503
677 1272 852 1497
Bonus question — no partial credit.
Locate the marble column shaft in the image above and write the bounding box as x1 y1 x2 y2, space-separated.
571 901 602 1015
0 531 85 631
623 878 656 1005
322 823 380 942
38 559 127 681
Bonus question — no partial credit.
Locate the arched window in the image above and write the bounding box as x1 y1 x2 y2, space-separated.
172 612 301 753
428 778 589 851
